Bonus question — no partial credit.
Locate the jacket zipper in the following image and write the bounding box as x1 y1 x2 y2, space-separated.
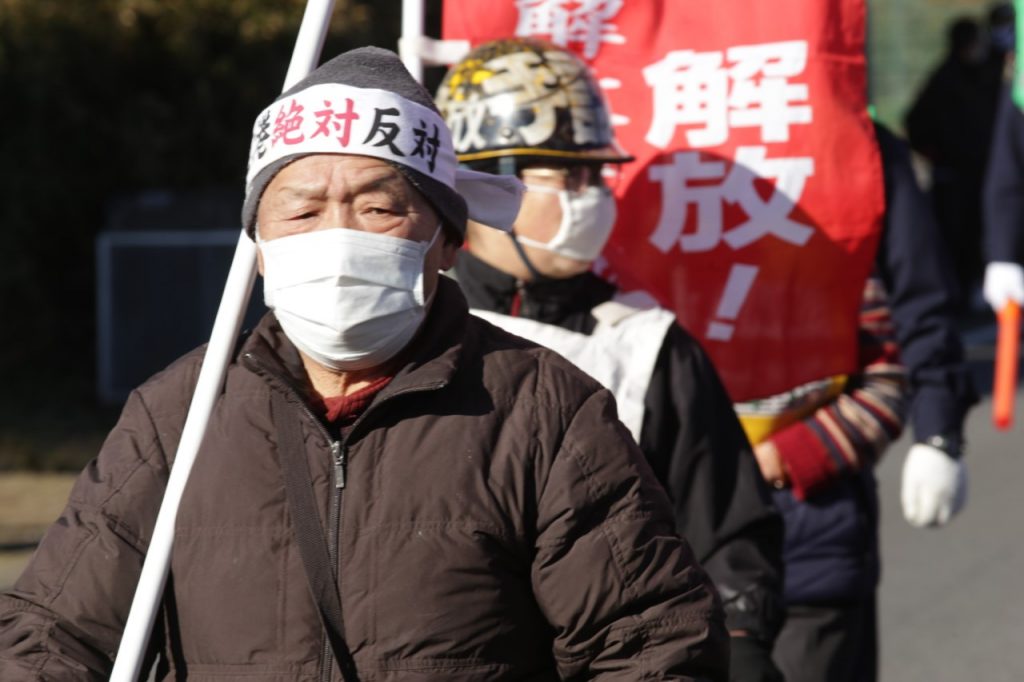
317 385 442 680
243 351 446 682
319 440 345 682
292 392 343 682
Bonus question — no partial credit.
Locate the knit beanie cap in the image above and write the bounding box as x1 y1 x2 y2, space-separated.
242 46 523 240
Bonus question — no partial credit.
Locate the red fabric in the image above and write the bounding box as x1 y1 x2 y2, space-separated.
510 290 522 317
442 0 884 401
770 421 836 501
321 376 393 425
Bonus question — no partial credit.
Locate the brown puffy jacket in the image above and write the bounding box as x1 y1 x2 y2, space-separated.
0 278 727 681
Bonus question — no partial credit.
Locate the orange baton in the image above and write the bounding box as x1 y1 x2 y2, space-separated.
994 300 1020 430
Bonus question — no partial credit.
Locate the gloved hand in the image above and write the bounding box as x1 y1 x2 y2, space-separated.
729 635 784 682
983 261 1024 312
901 442 967 528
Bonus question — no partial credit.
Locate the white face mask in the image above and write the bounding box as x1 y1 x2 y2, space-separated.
259 226 441 371
515 184 618 262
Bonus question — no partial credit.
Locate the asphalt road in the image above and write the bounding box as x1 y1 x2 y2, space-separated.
877 381 1024 681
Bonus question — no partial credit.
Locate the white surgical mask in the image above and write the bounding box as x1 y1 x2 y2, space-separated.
259 226 441 371
516 184 617 262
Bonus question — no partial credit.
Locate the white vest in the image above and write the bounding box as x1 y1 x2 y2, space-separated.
472 291 676 442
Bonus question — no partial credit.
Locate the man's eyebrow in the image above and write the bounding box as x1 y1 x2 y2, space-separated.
350 173 409 200
275 183 327 200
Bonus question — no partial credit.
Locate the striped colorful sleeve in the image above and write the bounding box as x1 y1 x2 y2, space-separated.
767 275 908 501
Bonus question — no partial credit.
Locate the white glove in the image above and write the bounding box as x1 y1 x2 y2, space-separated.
901 443 967 528
983 261 1024 312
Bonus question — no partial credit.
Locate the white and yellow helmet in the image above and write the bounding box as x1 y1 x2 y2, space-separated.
435 38 632 170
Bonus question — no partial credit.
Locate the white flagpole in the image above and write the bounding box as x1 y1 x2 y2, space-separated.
400 0 425 82
109 2 336 678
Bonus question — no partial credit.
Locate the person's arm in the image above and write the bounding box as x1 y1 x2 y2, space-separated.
0 389 171 680
755 277 907 501
875 122 977 443
531 384 728 680
874 122 975 527
984 84 1024 271
641 325 783 681
982 84 1024 312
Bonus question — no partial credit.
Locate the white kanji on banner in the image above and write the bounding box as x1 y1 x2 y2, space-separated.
727 42 813 142
644 50 729 148
648 146 816 254
723 146 815 249
514 0 626 59
644 40 813 149
648 152 728 252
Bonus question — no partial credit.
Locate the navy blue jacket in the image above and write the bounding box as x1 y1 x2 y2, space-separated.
983 85 1024 265
875 123 977 443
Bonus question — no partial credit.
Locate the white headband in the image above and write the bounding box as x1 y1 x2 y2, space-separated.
246 83 457 187
245 82 523 232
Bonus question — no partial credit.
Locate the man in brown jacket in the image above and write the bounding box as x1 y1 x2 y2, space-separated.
0 47 728 680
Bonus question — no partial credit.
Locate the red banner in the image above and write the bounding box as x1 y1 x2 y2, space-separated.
443 0 883 401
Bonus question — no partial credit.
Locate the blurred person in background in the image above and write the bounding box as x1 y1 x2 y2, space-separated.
437 38 785 682
873 123 976 531
906 15 1004 308
987 2 1016 71
982 74 1024 314
981 3 1024 316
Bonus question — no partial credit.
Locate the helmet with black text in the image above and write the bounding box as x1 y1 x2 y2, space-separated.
435 38 633 175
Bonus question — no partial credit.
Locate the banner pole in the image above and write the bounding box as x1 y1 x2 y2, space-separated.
400 0 425 82
109 2 336 679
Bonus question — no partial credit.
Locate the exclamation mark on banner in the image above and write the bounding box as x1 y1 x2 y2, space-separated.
706 264 759 342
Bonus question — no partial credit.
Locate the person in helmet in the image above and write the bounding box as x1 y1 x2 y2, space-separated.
437 38 785 682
